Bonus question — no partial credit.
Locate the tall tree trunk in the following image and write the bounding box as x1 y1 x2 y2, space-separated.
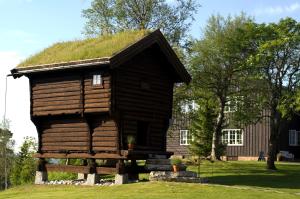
267 107 281 170
211 110 224 161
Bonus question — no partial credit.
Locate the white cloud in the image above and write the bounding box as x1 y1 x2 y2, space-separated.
0 51 37 151
254 2 300 16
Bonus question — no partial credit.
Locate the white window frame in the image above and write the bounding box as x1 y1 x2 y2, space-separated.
289 130 299 146
180 130 193 145
92 74 102 86
221 129 243 146
181 100 199 113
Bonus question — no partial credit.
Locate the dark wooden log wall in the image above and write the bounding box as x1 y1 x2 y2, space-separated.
84 73 111 113
41 118 89 152
115 45 174 151
92 119 118 152
32 75 82 116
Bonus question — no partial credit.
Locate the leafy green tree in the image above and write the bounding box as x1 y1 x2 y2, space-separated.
190 14 256 160
82 0 199 45
247 18 300 170
0 120 14 190
10 137 37 185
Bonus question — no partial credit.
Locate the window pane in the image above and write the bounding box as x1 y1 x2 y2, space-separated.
93 74 102 85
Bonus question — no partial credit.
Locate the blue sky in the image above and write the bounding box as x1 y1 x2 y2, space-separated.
0 0 300 149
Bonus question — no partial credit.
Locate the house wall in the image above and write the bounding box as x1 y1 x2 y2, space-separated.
40 118 89 152
31 75 82 116
115 45 174 151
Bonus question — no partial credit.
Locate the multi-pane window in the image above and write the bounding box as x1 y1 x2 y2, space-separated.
180 130 193 145
92 74 102 86
289 130 299 146
224 96 243 113
181 100 199 113
221 129 243 146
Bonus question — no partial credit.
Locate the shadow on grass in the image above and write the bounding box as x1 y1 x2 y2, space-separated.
207 174 300 189
190 161 300 190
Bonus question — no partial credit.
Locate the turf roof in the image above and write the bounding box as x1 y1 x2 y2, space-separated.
18 30 150 68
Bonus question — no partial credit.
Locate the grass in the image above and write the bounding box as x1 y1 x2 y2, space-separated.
18 30 149 68
0 161 299 199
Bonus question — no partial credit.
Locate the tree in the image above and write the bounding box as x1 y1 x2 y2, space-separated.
190 14 256 160
10 137 37 185
247 18 300 170
82 0 199 45
0 120 14 190
189 98 217 158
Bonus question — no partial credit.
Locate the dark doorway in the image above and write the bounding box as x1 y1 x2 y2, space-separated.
137 121 149 146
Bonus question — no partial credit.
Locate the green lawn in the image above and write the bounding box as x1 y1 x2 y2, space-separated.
0 161 299 199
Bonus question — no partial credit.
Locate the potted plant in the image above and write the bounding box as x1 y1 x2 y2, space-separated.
127 135 135 150
171 158 182 172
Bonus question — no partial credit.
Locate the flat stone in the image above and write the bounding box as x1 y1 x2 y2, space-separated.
145 164 172 171
85 174 99 185
115 174 128 185
78 173 87 180
149 171 200 183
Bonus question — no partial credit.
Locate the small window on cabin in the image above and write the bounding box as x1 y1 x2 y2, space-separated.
93 74 102 86
289 130 299 146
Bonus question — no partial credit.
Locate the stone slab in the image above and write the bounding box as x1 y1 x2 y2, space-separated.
146 159 171 165
85 174 99 185
115 174 128 185
149 171 200 183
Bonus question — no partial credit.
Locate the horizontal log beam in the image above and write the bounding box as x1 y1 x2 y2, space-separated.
34 153 125 159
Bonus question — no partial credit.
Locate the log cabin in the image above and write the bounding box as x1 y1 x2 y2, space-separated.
11 30 191 184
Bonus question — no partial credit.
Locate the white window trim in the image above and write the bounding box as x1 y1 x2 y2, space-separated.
222 129 243 146
289 130 299 146
92 74 102 86
180 130 192 146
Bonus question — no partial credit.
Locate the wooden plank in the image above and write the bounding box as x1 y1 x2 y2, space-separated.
84 89 111 95
92 137 116 141
92 141 117 147
84 108 109 112
93 146 116 151
33 86 81 94
96 167 116 174
84 102 110 108
33 109 81 116
43 127 88 133
43 136 88 142
43 142 88 146
85 98 110 104
34 152 125 159
33 100 81 107
34 95 81 103
41 123 87 128
93 131 117 137
94 126 117 131
42 132 88 138
45 164 90 174
41 146 89 151
32 91 80 100
33 104 81 111
32 82 80 91
84 93 110 100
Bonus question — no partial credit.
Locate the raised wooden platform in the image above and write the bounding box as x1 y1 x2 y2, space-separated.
45 164 116 174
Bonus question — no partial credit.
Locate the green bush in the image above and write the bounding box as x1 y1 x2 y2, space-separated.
48 172 77 181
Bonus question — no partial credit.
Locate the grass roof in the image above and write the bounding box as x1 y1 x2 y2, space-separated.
18 30 150 68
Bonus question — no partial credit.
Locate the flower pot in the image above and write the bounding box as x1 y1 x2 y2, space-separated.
128 143 134 150
172 165 179 172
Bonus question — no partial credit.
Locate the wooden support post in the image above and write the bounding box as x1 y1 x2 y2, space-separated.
128 159 139 181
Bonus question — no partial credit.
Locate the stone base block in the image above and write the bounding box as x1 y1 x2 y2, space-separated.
85 174 99 185
35 171 48 185
145 164 172 171
115 174 128 185
78 173 87 180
